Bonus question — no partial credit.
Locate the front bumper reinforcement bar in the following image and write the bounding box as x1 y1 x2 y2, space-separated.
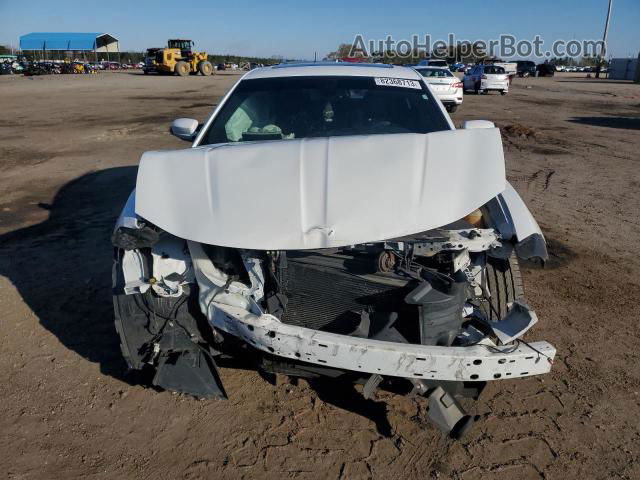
209 303 555 382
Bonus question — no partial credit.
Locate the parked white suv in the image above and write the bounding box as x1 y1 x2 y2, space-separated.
415 66 463 112
112 63 553 437
463 64 509 95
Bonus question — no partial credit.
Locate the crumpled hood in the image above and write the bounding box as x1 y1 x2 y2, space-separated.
135 129 506 250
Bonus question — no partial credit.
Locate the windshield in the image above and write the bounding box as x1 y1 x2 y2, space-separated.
200 76 450 145
169 40 191 50
417 68 454 78
484 66 505 74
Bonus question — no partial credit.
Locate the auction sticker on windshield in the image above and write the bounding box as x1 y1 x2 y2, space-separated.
374 77 422 89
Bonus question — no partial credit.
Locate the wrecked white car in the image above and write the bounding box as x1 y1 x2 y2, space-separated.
112 63 555 437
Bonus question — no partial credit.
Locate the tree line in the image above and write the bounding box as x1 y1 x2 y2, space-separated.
325 42 492 64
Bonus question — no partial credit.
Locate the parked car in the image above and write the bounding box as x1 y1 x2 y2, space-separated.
414 66 463 112
0 61 13 75
463 64 509 94
536 63 555 77
516 60 536 77
485 60 517 78
418 58 450 69
112 62 554 437
216 63 226 71
101 61 120 70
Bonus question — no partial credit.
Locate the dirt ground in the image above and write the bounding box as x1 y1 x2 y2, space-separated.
1 70 639 480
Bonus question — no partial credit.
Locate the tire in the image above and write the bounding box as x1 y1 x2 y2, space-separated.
480 252 525 322
175 61 190 76
198 61 213 76
501 90 507 96
446 105 458 113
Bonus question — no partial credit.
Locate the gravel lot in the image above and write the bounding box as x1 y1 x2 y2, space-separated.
1 70 639 480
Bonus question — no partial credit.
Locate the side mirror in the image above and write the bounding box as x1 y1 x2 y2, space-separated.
170 118 199 141
461 120 495 129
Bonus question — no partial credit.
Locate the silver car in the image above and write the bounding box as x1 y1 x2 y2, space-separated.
463 64 509 95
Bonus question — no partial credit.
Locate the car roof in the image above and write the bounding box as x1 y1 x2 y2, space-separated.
243 62 423 80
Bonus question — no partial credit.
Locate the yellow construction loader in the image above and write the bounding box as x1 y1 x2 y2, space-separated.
149 39 214 76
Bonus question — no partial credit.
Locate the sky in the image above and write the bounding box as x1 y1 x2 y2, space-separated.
0 0 638 60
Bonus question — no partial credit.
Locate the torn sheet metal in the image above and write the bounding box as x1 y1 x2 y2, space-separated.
120 236 195 297
135 128 506 250
121 249 150 295
490 300 539 344
150 236 194 297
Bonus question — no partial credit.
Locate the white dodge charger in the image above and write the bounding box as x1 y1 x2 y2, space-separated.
112 63 554 438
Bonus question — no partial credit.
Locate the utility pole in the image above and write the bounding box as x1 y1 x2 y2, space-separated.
596 0 613 78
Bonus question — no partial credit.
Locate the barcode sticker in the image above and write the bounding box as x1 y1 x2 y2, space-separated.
374 77 422 89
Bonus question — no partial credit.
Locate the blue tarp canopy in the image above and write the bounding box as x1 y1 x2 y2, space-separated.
19 32 119 52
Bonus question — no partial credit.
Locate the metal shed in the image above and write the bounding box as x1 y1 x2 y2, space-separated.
19 32 119 53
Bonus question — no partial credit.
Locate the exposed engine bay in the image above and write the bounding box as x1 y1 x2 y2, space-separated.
113 213 554 437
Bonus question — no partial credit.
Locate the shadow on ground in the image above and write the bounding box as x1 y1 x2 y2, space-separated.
0 167 138 382
0 167 397 433
568 116 640 130
308 378 393 436
558 79 635 85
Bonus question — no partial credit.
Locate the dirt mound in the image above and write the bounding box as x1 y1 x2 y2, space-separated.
501 123 538 139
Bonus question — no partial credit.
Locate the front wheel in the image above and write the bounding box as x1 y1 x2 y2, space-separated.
175 61 190 76
480 253 525 321
198 61 213 76
446 105 458 113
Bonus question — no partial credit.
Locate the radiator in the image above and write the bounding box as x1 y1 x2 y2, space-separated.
279 251 410 331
